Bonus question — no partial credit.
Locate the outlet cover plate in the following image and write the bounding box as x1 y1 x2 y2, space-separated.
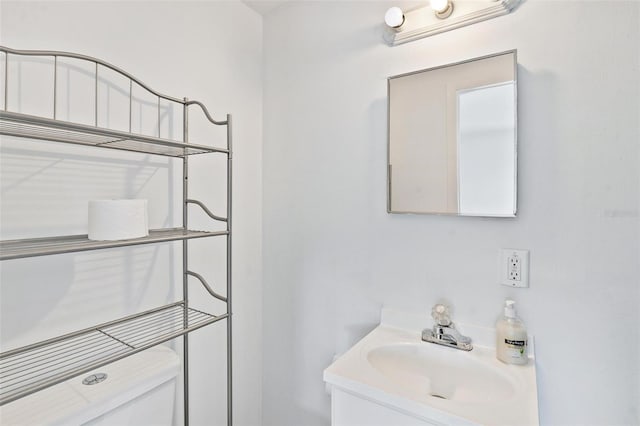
500 249 529 288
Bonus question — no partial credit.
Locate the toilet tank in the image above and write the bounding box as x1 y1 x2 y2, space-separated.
0 345 180 426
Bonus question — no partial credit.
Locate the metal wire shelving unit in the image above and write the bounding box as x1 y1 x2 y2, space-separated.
0 46 233 426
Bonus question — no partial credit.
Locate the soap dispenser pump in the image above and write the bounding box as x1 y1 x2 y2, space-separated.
496 299 528 365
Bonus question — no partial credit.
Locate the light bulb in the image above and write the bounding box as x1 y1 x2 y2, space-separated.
384 7 405 29
430 0 453 19
430 0 449 13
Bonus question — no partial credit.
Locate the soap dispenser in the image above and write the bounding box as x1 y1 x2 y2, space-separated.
496 299 528 365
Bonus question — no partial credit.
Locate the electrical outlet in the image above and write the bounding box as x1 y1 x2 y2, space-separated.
500 249 529 288
508 254 521 280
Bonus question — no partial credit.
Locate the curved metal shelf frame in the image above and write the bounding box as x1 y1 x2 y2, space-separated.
0 46 228 156
1 45 227 124
0 46 233 425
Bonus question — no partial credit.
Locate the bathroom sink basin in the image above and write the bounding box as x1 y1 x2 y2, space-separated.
367 343 517 403
324 309 539 426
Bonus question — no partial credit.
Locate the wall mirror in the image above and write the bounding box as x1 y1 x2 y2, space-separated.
387 51 517 217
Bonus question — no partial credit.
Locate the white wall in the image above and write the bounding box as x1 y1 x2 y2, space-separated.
262 1 639 426
0 2 262 425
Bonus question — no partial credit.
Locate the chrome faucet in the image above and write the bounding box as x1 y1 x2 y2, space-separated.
422 304 473 351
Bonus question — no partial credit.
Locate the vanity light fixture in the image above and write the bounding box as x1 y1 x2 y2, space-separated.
384 6 405 30
384 0 521 45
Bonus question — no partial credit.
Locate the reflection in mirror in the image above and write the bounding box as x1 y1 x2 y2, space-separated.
457 82 515 216
388 51 517 217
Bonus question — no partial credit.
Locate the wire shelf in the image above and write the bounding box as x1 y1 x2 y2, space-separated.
0 111 229 158
0 228 228 260
0 302 227 406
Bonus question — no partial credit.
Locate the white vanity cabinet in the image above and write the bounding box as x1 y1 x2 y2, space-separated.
331 387 475 426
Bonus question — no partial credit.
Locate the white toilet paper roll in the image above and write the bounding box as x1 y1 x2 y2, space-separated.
88 199 149 241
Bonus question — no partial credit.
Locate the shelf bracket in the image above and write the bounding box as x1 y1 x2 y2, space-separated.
186 270 227 303
187 199 227 222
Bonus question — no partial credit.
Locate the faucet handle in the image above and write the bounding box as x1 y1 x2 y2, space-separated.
431 304 452 326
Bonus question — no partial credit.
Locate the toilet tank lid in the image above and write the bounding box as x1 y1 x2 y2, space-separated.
0 345 180 425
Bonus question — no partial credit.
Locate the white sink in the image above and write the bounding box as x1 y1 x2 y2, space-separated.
324 309 539 426
367 343 517 404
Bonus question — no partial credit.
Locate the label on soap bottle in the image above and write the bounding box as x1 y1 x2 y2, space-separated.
504 339 527 359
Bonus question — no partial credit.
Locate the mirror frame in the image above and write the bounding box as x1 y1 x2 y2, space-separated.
387 50 518 217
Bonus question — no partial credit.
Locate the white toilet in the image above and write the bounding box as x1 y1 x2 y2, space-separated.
0 346 180 426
